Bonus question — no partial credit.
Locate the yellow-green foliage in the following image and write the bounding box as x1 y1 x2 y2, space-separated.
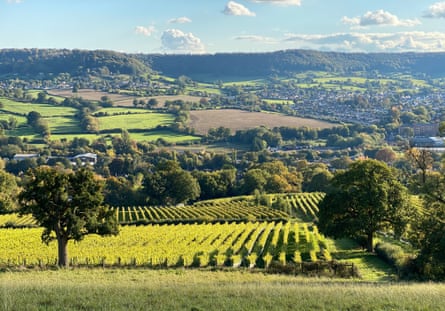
0 221 333 268
115 203 288 223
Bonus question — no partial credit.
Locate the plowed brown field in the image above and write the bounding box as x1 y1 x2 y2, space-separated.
189 109 335 134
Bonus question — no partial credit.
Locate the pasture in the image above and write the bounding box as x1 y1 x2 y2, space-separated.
128 130 201 143
47 130 200 144
97 112 174 131
0 97 76 116
189 109 335 135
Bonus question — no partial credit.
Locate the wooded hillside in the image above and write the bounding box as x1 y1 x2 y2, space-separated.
1 48 445 79
144 50 445 78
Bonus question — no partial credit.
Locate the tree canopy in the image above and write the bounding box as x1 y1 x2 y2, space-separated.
409 169 445 280
19 167 119 267
318 159 411 252
0 170 20 213
143 160 200 205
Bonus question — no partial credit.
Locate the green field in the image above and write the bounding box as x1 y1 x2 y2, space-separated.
44 130 200 144
128 130 201 143
0 97 77 116
94 107 148 115
98 112 174 131
46 116 81 134
0 114 27 123
1 269 444 311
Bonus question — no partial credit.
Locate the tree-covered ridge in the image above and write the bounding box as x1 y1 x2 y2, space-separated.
2 48 445 79
0 49 149 77
144 50 445 78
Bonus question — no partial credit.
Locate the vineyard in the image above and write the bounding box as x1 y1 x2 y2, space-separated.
115 202 288 224
0 192 357 275
272 192 324 220
0 221 335 269
0 193 324 227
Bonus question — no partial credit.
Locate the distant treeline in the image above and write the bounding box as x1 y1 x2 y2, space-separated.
144 50 445 78
0 49 149 77
2 48 445 79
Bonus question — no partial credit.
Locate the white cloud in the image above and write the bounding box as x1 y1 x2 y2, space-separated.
283 31 445 52
233 35 276 43
424 2 445 18
135 26 156 37
223 1 256 16
248 0 301 6
161 29 206 54
6 0 22 3
342 10 420 28
168 17 192 24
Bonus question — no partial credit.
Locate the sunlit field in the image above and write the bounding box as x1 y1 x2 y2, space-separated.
1 269 444 311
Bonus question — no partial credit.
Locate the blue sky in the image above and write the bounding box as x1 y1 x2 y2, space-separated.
1 0 445 54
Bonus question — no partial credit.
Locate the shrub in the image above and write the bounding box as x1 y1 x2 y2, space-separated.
375 242 406 267
375 242 416 278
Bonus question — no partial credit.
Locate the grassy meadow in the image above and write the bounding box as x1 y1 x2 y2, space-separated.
0 97 76 116
1 269 444 311
97 112 174 131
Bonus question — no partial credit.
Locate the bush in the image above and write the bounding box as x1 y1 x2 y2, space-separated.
375 242 406 266
375 242 416 278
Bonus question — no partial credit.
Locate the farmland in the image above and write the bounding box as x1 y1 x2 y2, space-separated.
0 96 202 143
48 89 205 107
189 109 335 135
97 112 174 131
0 193 394 282
0 193 321 226
1 90 335 145
0 221 332 268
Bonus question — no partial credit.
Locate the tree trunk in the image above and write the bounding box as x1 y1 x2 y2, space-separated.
366 232 374 253
57 236 69 267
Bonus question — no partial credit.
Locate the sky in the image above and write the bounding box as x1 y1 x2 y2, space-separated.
1 0 445 54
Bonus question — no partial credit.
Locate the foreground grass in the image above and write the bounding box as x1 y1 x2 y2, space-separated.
0 269 444 311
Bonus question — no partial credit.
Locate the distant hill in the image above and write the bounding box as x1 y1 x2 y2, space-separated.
1 48 445 80
143 50 445 79
0 49 149 77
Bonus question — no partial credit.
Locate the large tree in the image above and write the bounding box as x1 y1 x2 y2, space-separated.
19 167 119 267
409 171 445 279
144 160 200 205
318 159 411 252
0 170 20 213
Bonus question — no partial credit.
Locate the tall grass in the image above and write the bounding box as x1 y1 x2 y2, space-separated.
0 269 444 311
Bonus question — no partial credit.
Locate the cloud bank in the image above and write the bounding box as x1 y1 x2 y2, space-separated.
342 10 420 28
284 31 445 52
223 1 256 16
161 29 206 54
